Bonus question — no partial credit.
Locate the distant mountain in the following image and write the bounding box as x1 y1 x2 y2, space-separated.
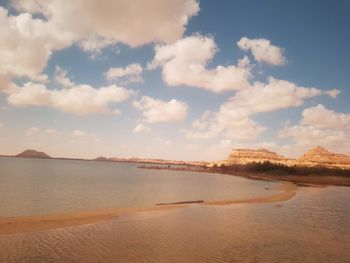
16 149 51 159
298 146 350 168
94 156 110 161
225 148 288 165
214 146 350 169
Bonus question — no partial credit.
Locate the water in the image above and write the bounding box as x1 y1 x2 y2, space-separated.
0 157 277 217
1 157 350 262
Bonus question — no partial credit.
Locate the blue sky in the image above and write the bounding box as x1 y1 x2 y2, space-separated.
0 0 349 160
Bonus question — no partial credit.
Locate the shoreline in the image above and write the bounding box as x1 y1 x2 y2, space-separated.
0 182 296 236
139 166 350 187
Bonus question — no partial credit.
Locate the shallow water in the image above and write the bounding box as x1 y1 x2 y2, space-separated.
1 157 349 262
1 187 350 262
0 157 278 217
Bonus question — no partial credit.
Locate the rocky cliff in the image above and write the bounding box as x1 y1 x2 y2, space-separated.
215 146 350 169
298 146 350 168
16 149 51 159
222 148 289 165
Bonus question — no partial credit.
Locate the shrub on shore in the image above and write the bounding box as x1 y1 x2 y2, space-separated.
213 161 350 177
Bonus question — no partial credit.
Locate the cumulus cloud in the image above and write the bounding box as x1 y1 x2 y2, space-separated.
105 63 143 83
183 77 339 140
217 77 338 116
7 81 134 115
8 83 52 107
279 105 350 153
55 66 75 88
133 96 188 123
0 1 199 116
237 37 286 66
11 0 199 48
301 104 350 129
181 111 222 139
0 74 17 93
133 124 151 133
279 123 349 152
0 0 198 96
0 7 73 82
148 35 252 93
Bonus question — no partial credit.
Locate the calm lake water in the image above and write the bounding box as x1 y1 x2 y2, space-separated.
0 157 278 217
1 157 350 262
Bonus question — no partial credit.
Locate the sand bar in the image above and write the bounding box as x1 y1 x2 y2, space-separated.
0 205 186 235
0 182 296 235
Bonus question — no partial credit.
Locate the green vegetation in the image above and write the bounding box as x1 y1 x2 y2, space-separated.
212 161 350 177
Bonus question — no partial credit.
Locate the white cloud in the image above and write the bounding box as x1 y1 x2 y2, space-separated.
0 7 73 82
79 36 116 56
184 77 339 140
133 124 151 133
181 111 221 139
279 105 350 154
26 127 40 136
217 77 338 117
204 139 235 160
148 35 252 93
279 123 349 151
301 104 350 129
0 0 198 91
237 37 286 66
105 63 143 83
0 74 17 93
7 81 134 115
8 83 52 107
222 119 267 140
55 66 74 88
11 0 199 48
133 96 188 123
51 84 133 115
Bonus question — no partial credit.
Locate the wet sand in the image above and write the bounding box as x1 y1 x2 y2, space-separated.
0 182 296 235
0 205 186 235
204 182 296 205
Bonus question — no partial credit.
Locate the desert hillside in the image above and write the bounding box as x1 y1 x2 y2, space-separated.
16 150 51 159
216 146 350 169
298 146 350 168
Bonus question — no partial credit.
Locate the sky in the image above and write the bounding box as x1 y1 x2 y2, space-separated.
0 0 349 161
